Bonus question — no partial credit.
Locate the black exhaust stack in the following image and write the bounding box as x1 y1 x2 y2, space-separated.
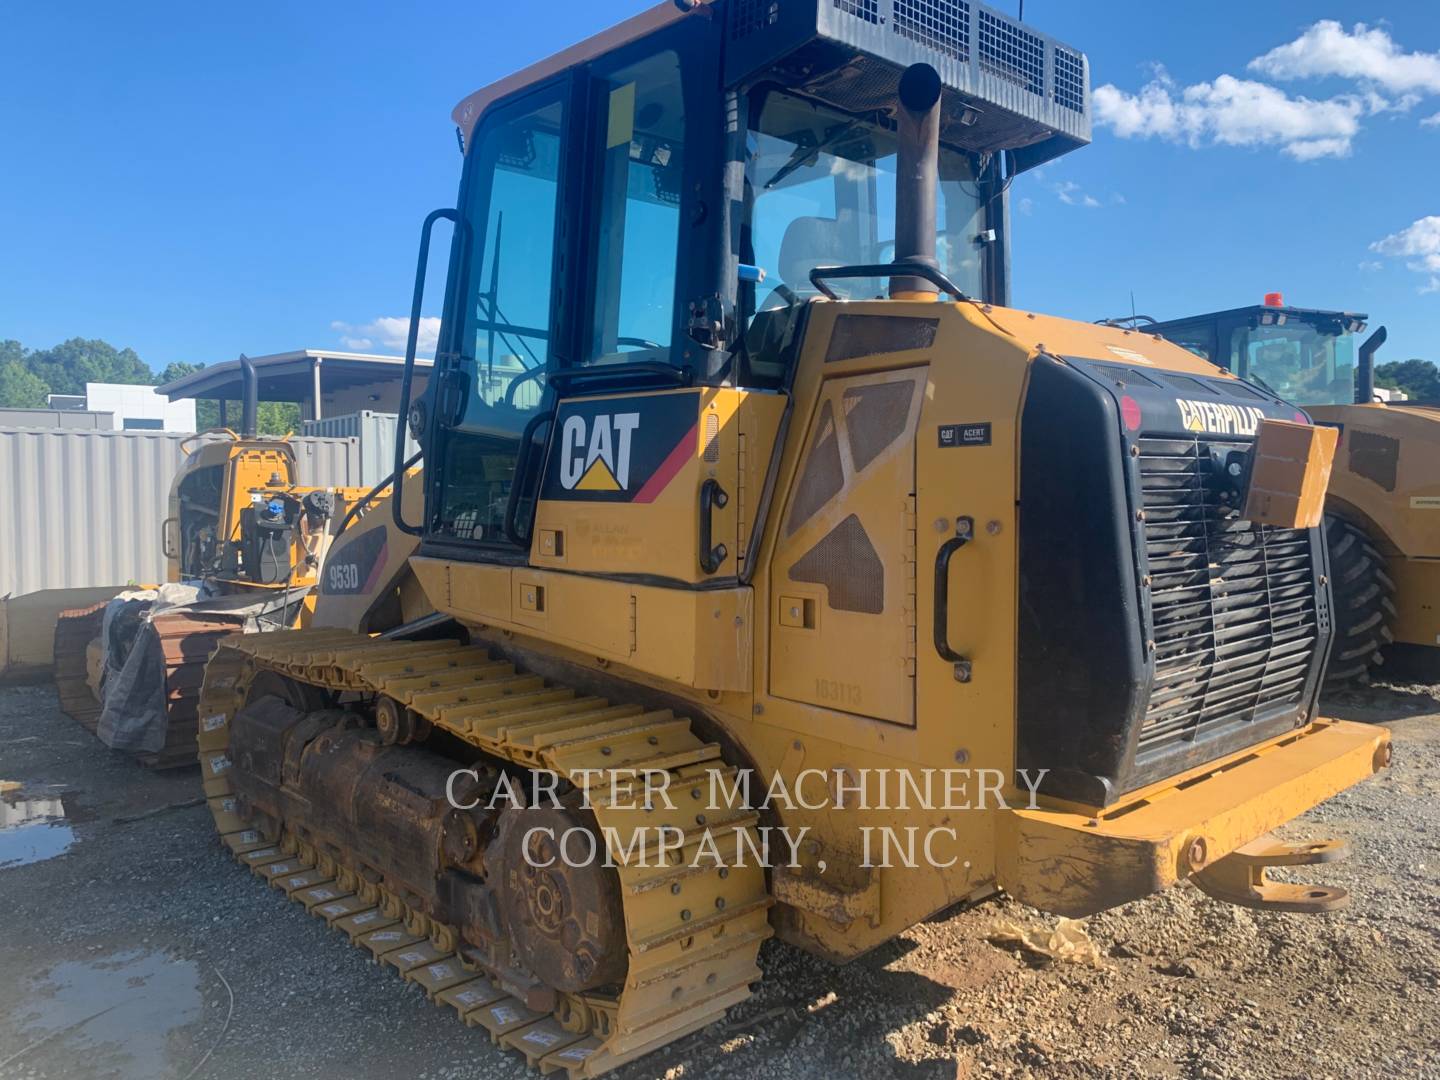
892 63 943 299
240 353 259 437
1357 326 1386 404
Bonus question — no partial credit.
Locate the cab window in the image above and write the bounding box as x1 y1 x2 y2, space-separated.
1232 324 1357 406
586 51 686 367
435 89 564 543
1158 322 1217 364
744 90 985 316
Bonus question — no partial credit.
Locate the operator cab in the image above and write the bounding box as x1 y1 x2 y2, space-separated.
1148 295 1373 407
404 0 1091 553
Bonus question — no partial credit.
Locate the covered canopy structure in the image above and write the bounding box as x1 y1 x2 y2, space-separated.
156 350 432 422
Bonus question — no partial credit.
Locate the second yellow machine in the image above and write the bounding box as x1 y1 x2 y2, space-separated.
55 359 375 766
197 2 1390 1075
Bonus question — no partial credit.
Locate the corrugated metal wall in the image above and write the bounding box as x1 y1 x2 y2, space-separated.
303 411 416 487
0 428 360 596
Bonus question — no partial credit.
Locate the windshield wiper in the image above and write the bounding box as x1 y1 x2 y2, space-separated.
765 122 860 189
1246 372 1284 398
476 211 543 371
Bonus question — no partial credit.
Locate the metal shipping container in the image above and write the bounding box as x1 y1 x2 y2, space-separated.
0 427 360 596
302 410 416 487
0 408 116 430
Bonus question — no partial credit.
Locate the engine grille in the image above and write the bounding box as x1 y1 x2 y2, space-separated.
1137 435 1320 759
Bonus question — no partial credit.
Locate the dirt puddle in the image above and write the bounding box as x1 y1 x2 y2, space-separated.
0 784 75 869
3 949 204 1076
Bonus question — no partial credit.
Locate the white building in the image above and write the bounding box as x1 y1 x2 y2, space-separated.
47 383 196 432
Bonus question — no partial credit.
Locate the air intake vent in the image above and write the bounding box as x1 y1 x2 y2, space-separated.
732 0 781 40
977 8 1043 95
833 0 880 25
892 0 970 62
1053 46 1085 114
1137 435 1319 760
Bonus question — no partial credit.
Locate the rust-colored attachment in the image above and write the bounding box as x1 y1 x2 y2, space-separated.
1191 834 1350 913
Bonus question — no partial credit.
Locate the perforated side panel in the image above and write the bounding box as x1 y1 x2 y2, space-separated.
825 315 938 363
789 514 885 613
892 0 970 60
703 412 721 463
843 380 917 472
1053 46 1085 113
977 8 1044 96
834 0 880 24
786 399 844 535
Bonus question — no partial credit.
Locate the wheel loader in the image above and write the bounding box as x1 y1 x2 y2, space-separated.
1145 298 1440 683
53 357 384 767
195 2 1392 1075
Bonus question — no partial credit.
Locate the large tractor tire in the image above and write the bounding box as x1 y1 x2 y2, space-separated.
1324 515 1397 685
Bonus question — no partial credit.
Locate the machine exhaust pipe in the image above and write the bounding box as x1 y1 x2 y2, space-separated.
892 63 943 300
239 353 258 438
1357 326 1386 404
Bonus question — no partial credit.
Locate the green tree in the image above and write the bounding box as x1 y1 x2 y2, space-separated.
1375 359 1440 401
192 398 300 437
25 337 152 396
159 360 204 384
0 358 49 407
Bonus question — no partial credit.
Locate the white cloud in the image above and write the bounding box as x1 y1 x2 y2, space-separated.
1094 72 1367 159
1097 21 1440 160
1053 180 1102 208
1371 216 1440 273
1017 196 1034 216
1423 112 1440 127
330 316 442 357
1358 259 1384 272
1250 21 1440 96
1371 217 1440 293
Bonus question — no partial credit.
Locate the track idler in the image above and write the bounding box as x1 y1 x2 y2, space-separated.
492 799 628 993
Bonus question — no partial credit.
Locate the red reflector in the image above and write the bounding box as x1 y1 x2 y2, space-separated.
1121 395 1143 432
1264 292 1285 307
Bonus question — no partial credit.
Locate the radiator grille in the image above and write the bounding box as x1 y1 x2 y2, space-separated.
732 0 781 40
1053 46 1085 113
892 0 971 62
834 0 880 25
1137 436 1319 757
977 8 1043 95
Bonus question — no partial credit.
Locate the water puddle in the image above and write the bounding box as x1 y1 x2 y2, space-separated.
12 950 204 1077
0 783 75 869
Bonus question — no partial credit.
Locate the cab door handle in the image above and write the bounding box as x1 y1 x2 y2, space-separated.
933 516 974 682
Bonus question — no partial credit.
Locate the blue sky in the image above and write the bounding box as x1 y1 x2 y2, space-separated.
1 1 1437 370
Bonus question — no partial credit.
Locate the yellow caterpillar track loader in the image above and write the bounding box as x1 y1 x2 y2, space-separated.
1145 297 1440 683
196 3 1391 1075
54 357 378 767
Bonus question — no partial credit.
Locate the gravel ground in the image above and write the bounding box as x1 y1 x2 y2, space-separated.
0 679 1435 1080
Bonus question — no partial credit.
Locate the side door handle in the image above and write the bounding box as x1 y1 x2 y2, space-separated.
699 479 729 575
933 516 974 682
